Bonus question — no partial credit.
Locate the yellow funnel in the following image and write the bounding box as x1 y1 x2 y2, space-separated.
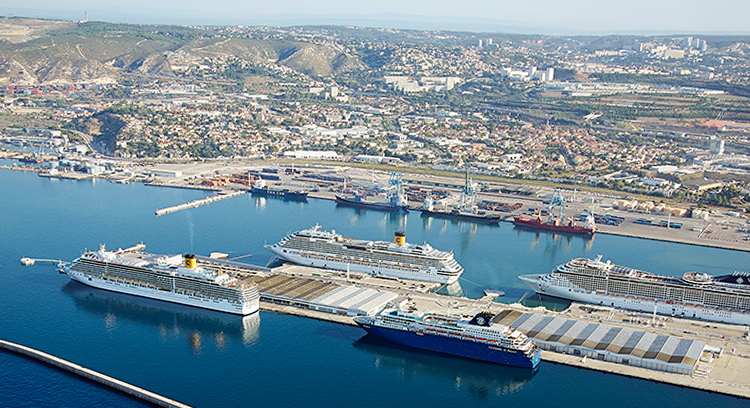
394 231 406 246
184 254 197 269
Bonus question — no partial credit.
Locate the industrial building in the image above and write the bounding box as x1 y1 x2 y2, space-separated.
254 274 397 316
494 310 706 375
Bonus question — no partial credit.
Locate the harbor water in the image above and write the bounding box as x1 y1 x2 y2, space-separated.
1 168 748 407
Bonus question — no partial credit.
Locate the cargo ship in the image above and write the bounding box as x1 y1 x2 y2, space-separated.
513 214 595 235
266 226 464 284
251 179 308 200
420 198 500 224
519 256 750 326
514 188 595 235
335 195 407 212
63 245 260 315
335 171 408 212
354 308 541 368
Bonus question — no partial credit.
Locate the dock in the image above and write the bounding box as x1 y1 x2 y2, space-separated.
193 256 750 399
20 257 63 266
0 339 192 408
25 246 750 400
155 191 245 216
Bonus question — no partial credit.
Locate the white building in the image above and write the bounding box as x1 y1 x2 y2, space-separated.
283 150 341 160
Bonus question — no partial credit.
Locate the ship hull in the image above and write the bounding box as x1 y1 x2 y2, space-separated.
355 322 540 368
420 210 500 225
519 274 750 326
251 187 308 200
66 270 259 316
335 196 408 212
266 247 458 284
513 217 594 235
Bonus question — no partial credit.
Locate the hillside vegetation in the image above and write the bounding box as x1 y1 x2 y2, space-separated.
0 17 363 85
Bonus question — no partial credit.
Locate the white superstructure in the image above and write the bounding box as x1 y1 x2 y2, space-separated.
65 245 259 315
520 256 750 326
266 226 463 284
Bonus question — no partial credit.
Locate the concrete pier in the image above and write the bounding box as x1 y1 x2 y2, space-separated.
155 191 245 216
203 258 750 400
0 339 192 408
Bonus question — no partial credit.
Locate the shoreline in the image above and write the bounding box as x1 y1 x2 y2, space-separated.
4 162 748 253
499 219 750 253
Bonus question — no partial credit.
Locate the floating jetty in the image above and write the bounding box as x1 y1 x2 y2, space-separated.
155 191 245 216
0 339 192 408
20 257 63 266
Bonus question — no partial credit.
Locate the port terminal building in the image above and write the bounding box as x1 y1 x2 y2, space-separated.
254 274 398 316
494 310 705 375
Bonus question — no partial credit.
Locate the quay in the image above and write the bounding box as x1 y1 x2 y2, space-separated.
154 191 245 216
0 339 192 408
2 159 748 251
192 256 750 399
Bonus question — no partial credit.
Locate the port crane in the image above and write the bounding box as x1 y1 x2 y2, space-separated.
383 172 407 207
459 164 478 211
547 188 567 222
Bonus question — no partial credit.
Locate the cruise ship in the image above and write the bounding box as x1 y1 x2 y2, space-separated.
520 256 750 326
63 245 260 315
265 226 464 284
354 308 541 368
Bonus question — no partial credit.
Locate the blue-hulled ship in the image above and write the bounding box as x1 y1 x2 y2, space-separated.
354 308 540 368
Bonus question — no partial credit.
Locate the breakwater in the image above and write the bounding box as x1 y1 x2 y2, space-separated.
0 339 192 408
154 191 245 216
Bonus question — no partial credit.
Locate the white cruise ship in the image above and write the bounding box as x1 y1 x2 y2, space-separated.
64 245 260 315
265 226 464 284
520 256 750 326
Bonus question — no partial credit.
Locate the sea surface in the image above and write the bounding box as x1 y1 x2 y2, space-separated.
1 168 748 408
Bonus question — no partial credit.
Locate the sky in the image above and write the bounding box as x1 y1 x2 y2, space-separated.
4 0 750 35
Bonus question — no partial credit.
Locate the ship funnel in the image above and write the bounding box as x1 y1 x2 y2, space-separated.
184 254 197 269
394 231 406 246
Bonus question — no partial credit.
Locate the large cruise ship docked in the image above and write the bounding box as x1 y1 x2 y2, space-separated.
520 256 750 326
265 226 464 284
64 245 260 315
354 308 541 368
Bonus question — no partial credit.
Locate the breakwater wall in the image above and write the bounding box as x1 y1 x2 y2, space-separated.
0 339 192 408
155 191 245 216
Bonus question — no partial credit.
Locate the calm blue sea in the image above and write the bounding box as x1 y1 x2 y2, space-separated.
0 168 748 408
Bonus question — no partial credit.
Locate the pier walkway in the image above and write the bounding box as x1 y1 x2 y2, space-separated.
0 339 192 408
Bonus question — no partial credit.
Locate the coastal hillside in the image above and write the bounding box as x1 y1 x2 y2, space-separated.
0 17 364 85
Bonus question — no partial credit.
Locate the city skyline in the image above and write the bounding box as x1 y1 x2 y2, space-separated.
4 0 750 35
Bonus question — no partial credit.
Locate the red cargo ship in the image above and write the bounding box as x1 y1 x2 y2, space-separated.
513 215 595 235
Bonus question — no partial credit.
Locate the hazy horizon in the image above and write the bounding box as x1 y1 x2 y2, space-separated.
3 0 750 36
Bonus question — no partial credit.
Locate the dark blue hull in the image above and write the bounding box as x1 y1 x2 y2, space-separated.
335 196 408 212
420 210 501 225
356 324 540 368
251 187 308 200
